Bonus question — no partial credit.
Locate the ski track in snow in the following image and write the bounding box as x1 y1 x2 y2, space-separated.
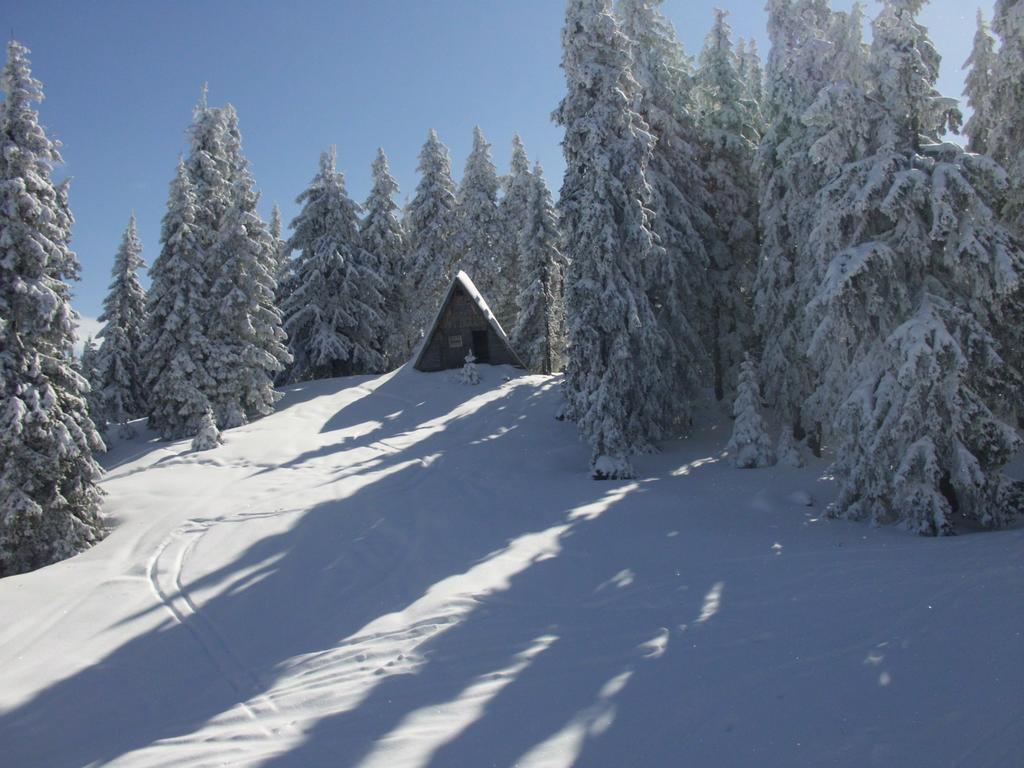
146 512 290 737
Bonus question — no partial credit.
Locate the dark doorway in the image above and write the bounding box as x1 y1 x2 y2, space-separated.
472 330 490 363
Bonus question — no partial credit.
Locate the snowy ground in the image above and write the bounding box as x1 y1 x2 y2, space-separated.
1 366 1022 768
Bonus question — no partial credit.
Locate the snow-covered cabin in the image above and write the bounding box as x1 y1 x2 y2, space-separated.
414 271 525 372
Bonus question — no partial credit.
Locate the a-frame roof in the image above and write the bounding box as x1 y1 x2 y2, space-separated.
413 270 526 370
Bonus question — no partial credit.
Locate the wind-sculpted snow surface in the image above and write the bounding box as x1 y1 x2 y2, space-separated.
0 367 1021 767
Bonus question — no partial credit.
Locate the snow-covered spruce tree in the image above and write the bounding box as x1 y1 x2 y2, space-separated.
695 9 760 402
753 0 858 447
725 355 774 468
963 10 997 156
511 165 565 374
776 426 804 468
453 126 502 299
186 87 232 269
741 38 767 138
191 407 222 451
144 158 216 439
618 0 714 426
458 351 481 385
495 134 533 331
806 0 1023 535
270 202 298 378
988 0 1024 424
800 5 874 293
555 0 666 480
989 0 1024 236
269 203 289 281
206 105 290 427
96 213 148 434
361 147 409 369
0 41 105 576
283 147 387 382
407 129 459 339
79 337 107 434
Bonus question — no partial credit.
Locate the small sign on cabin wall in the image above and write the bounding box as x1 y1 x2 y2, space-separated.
448 335 464 348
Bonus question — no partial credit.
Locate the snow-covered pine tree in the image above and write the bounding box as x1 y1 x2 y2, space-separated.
753 0 853 447
806 0 1023 535
453 126 502 300
742 39 767 138
79 337 107 434
776 426 804 468
361 147 409 369
0 41 105 576
988 0 1024 425
458 351 481 385
495 134 533 331
269 203 289 281
282 147 387 382
206 105 290 427
618 0 714 427
96 213 148 434
695 9 760 402
989 0 1024 235
407 129 459 339
191 407 222 451
725 355 774 468
963 9 997 156
511 165 565 374
144 158 216 439
186 86 232 268
555 0 666 479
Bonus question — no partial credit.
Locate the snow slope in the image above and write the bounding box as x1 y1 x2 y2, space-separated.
1 366 1021 768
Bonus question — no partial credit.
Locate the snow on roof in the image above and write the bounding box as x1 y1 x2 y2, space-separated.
413 270 525 369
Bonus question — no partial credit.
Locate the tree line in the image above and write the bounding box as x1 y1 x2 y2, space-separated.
1 0 1022 574
558 0 1022 537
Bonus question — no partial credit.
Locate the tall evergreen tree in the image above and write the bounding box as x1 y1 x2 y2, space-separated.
741 38 767 137
96 213 148 434
511 165 565 374
407 129 459 338
283 148 386 382
361 148 409 369
206 105 290 426
269 202 289 280
618 0 714 426
695 9 760 402
555 0 666 479
144 159 215 439
495 134 533 331
989 0 1024 236
963 9 997 156
806 0 1023 535
79 337 107 434
753 0 849 445
186 87 232 271
988 0 1024 420
0 41 105 576
269 202 298 355
453 126 502 299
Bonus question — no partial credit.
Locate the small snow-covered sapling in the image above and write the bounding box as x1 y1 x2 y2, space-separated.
459 351 481 385
192 409 223 451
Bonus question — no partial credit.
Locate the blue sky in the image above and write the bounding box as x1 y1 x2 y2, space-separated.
3 0 977 331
